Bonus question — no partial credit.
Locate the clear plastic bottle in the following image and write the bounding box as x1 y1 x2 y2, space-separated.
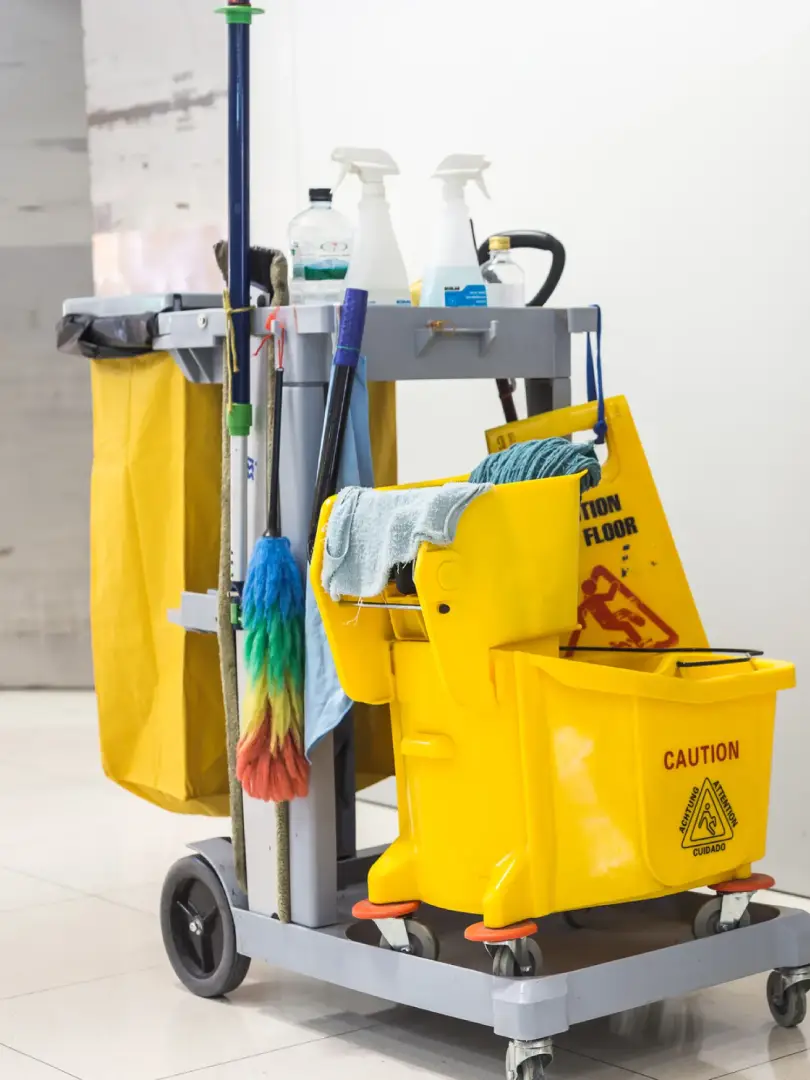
288 188 353 305
481 236 526 307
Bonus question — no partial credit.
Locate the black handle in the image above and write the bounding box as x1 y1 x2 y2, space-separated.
477 230 566 308
267 366 284 538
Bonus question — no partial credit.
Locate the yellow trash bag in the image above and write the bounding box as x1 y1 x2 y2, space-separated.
486 395 709 656
90 355 396 813
90 352 229 815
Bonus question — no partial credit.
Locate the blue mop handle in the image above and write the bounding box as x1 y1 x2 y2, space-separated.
307 289 369 556
228 15 250 411
334 288 369 366
217 2 263 422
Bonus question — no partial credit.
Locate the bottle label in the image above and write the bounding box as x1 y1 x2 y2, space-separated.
290 241 350 282
444 284 488 307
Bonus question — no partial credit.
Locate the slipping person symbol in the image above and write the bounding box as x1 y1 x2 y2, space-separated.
698 801 718 837
578 578 645 646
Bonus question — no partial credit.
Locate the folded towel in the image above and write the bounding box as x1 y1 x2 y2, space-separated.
321 482 492 602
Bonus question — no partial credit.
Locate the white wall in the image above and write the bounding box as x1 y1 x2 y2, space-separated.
254 0 810 893
81 0 226 293
0 0 94 686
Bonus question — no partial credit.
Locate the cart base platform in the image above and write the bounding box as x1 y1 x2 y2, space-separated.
184 838 810 1078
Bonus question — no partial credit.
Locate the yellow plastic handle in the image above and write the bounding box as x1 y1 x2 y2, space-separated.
522 400 600 441
487 400 603 452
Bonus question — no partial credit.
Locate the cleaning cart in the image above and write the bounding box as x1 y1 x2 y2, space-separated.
60 291 810 1077
57 3 810 1075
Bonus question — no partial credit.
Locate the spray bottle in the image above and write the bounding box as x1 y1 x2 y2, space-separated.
420 154 491 307
332 148 411 305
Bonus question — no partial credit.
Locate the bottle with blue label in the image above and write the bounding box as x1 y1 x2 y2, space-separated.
420 154 491 308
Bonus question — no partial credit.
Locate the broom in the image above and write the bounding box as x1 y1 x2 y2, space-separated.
236 344 309 803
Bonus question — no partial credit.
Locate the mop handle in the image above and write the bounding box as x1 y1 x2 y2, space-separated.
307 289 369 558
217 2 264 427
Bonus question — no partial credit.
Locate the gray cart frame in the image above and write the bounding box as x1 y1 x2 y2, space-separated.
66 295 810 1078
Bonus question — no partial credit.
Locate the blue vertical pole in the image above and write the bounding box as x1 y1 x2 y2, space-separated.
228 17 250 416
217 2 263 436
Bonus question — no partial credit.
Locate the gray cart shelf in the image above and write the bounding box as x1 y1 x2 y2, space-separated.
66 295 810 1080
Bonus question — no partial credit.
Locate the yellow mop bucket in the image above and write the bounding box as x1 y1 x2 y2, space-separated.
371 646 793 927
312 473 794 928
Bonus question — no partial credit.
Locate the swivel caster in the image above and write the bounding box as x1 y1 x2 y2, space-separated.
767 968 810 1029
352 898 440 961
506 1037 553 1080
693 873 774 939
562 909 589 930
466 920 543 977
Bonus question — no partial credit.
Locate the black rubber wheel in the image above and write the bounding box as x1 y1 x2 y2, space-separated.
492 938 543 978
768 972 808 1028
160 855 250 998
379 919 440 960
692 897 752 939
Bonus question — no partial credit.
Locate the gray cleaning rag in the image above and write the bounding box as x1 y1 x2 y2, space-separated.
322 482 492 601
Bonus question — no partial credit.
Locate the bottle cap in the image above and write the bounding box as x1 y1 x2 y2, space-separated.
309 187 332 202
489 236 510 251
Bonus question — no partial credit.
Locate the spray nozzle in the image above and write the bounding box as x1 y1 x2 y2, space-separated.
332 147 400 190
432 153 491 199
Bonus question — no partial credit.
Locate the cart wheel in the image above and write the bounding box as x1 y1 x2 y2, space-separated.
767 972 808 1028
514 1057 547 1080
563 910 586 930
379 919 440 960
693 897 752 939
160 855 251 998
492 938 543 978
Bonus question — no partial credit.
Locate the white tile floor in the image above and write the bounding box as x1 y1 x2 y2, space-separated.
0 691 807 1080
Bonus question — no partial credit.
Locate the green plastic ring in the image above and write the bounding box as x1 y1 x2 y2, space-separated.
215 5 265 24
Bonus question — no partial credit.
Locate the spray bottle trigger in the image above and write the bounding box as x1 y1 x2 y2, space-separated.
475 174 491 199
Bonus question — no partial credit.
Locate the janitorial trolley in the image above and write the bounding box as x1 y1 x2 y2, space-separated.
59 5 810 1077
62 289 810 1078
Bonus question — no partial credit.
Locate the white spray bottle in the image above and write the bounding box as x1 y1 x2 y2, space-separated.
420 154 491 308
332 147 411 306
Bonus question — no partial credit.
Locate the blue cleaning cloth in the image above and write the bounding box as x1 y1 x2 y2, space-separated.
304 357 374 758
321 482 491 602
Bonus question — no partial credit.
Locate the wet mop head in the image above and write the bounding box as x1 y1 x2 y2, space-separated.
236 535 309 802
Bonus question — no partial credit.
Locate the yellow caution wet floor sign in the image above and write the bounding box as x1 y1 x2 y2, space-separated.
486 396 709 658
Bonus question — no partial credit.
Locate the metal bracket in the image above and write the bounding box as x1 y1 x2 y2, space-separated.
505 1037 553 1079
772 964 810 993
719 891 752 931
374 916 412 951
415 319 499 358
168 590 218 633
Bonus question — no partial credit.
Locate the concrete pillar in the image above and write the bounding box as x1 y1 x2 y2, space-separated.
0 0 94 686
